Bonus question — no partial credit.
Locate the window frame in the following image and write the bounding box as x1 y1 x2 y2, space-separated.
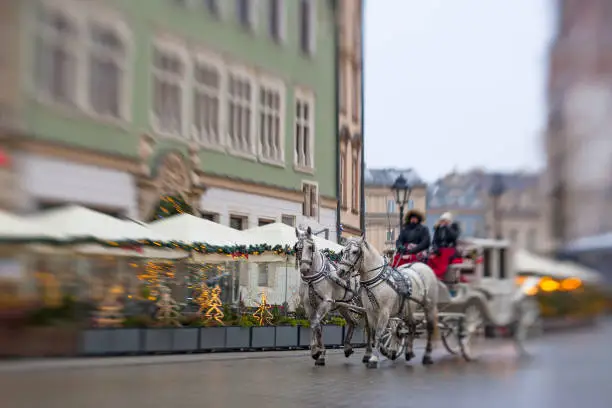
150 39 190 139
268 0 286 43
294 88 315 172
302 180 319 218
229 214 248 230
257 75 286 165
281 214 296 226
298 0 317 56
226 66 257 158
191 51 225 149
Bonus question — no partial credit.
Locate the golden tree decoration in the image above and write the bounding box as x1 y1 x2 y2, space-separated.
253 292 273 326
196 283 211 314
205 285 224 325
93 285 124 328
155 285 182 327
137 261 176 300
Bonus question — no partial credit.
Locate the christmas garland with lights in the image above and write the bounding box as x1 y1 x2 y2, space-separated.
0 236 342 261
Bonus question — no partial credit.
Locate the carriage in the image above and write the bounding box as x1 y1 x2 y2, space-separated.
379 237 542 361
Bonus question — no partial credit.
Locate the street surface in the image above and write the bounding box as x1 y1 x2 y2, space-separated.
2 320 612 408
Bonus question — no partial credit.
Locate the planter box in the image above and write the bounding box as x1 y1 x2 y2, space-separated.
0 327 80 357
298 326 311 347
143 328 174 352
275 326 299 348
171 328 199 352
81 329 141 356
251 326 276 348
225 326 251 349
323 325 344 347
199 327 226 350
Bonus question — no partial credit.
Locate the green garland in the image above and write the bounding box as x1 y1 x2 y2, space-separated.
0 237 342 262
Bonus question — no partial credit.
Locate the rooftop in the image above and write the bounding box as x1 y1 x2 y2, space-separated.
364 168 425 187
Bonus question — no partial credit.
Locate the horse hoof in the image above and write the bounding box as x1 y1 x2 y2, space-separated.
344 348 354 358
315 358 326 366
405 351 415 361
390 351 398 361
422 355 434 365
311 351 322 361
366 360 379 369
362 355 371 364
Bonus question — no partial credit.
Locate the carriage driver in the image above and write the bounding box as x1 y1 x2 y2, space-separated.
395 209 431 261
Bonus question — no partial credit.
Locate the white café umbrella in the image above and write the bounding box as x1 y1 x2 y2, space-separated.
148 213 248 263
0 210 63 241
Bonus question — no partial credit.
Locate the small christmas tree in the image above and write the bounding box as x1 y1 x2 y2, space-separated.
196 283 211 314
93 285 124 327
205 286 224 325
253 292 273 326
155 285 182 327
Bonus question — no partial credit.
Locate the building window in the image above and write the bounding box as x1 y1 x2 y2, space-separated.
200 211 219 222
193 59 221 146
258 82 284 163
351 155 359 209
386 229 395 242
236 0 255 29
408 199 414 209
152 46 186 136
258 218 274 226
387 199 395 214
281 214 295 226
87 23 126 119
269 0 284 42
204 0 219 16
35 8 78 106
229 214 247 230
352 68 360 121
294 92 314 169
302 182 318 218
227 72 254 154
258 263 270 287
299 0 316 55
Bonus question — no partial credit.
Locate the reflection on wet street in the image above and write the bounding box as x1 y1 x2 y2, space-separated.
2 321 612 408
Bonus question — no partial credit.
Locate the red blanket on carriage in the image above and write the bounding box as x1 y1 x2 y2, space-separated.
391 247 466 282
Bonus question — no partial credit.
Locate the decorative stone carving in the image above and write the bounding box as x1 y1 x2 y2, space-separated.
157 153 190 199
138 133 156 177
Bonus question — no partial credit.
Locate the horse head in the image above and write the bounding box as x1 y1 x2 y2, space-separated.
338 234 384 280
295 226 317 276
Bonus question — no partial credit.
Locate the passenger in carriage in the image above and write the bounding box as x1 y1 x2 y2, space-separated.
393 209 431 265
429 212 461 281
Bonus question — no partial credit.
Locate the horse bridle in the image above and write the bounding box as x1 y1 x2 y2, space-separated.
340 241 386 281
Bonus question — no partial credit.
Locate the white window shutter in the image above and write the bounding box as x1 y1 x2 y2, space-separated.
249 0 259 30
308 0 317 55
278 0 287 43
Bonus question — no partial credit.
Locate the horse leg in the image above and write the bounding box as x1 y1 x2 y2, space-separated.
362 319 373 363
404 318 416 362
312 302 331 366
422 304 437 365
341 311 356 358
366 309 390 369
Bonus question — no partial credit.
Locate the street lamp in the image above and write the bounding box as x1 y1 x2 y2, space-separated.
489 173 506 239
392 174 412 227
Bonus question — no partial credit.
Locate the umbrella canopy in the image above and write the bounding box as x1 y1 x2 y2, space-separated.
148 213 246 246
514 250 563 277
0 210 63 241
244 222 343 253
28 205 170 242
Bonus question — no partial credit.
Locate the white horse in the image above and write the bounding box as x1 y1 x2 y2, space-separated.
337 236 440 368
295 227 373 366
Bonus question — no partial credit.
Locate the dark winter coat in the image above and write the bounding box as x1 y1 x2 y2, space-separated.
432 222 461 251
396 223 431 254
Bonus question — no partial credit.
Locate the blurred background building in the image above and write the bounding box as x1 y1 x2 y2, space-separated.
337 0 364 241
0 0 341 239
546 0 612 276
364 168 426 253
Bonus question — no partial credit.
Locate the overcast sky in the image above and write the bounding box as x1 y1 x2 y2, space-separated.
363 0 553 182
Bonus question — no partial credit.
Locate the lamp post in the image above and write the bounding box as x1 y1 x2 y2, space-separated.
392 174 412 228
489 173 506 239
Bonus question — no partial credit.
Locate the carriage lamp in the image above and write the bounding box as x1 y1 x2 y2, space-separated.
392 174 411 226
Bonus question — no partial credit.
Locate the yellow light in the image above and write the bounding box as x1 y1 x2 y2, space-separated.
524 285 538 296
515 276 527 286
539 278 560 292
560 277 582 291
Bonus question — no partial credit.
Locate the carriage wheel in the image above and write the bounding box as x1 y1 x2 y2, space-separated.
440 319 461 355
379 319 406 360
513 297 542 356
459 300 487 362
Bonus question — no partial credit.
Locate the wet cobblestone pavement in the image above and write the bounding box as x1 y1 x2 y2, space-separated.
2 321 612 408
